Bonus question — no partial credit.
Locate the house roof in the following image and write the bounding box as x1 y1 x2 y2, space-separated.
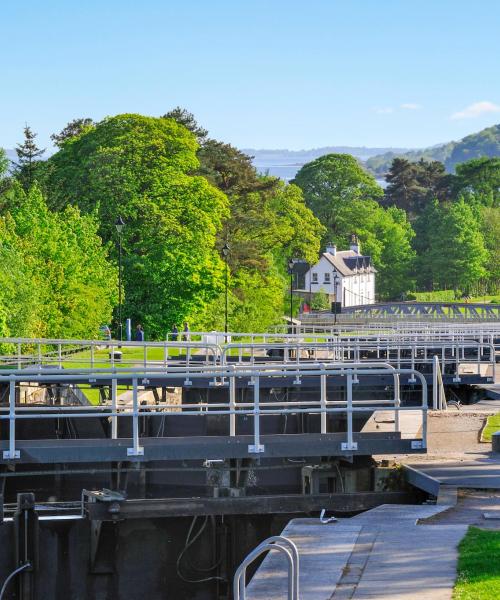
322 251 376 276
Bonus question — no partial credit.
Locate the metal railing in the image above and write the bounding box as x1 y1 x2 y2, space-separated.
0 362 428 461
220 339 495 383
233 535 299 600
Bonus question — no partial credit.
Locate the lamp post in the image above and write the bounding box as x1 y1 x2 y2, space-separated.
115 216 125 341
287 259 295 331
332 271 339 325
222 242 230 337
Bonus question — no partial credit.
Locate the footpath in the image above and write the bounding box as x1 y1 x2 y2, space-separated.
247 389 500 599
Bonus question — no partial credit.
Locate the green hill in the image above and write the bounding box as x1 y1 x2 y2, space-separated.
365 124 500 176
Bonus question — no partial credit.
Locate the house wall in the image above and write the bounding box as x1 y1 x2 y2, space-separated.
304 256 375 307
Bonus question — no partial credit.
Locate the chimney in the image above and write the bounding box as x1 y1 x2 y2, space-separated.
350 234 360 254
326 242 337 256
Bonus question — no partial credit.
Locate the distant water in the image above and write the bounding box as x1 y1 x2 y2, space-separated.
252 158 386 187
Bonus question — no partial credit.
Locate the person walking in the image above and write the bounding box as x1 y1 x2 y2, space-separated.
171 324 179 341
135 324 145 342
183 321 190 341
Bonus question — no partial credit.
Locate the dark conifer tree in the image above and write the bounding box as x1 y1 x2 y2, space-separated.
15 125 45 190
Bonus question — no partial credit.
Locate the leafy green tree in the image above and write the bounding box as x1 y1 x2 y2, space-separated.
50 118 96 147
15 125 45 190
197 137 324 331
480 207 500 292
0 183 118 339
418 199 488 292
453 157 500 207
294 154 414 298
311 288 330 311
293 153 383 239
45 114 228 337
0 149 8 178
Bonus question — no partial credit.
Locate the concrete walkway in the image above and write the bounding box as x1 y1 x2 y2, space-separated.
246 505 467 599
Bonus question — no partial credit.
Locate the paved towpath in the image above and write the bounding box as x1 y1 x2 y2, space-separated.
247 505 467 600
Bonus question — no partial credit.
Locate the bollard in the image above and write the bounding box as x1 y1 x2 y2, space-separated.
492 431 500 453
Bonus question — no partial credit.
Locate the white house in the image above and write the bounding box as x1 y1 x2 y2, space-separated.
304 236 376 308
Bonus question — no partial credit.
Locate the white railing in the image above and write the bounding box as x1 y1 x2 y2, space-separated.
0 363 428 461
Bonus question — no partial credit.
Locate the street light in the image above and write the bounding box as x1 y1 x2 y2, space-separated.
332 271 339 325
222 242 230 336
115 215 125 341
288 258 295 332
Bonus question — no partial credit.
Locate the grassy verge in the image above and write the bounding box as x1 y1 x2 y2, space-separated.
481 413 500 442
453 527 500 599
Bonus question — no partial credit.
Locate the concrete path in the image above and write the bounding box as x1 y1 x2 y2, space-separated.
246 505 467 599
361 410 422 439
407 455 500 489
246 520 361 600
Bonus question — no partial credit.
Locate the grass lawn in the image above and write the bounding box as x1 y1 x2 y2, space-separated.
481 413 500 442
453 527 500 599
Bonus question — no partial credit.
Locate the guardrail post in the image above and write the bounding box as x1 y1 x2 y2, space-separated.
453 342 461 382
342 373 357 451
4 379 20 460
127 378 144 456
248 376 264 454
229 369 236 436
320 372 327 434
111 378 118 439
432 355 439 410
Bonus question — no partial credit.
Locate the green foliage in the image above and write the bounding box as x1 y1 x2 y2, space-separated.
196 134 324 332
384 158 451 217
311 288 330 311
407 290 457 301
50 118 96 148
453 526 500 600
480 207 500 291
454 157 500 207
0 148 8 178
415 198 488 292
294 155 414 299
14 125 45 190
293 153 383 238
0 184 117 339
44 113 229 338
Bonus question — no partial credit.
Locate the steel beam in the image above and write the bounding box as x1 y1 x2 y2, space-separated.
0 433 424 464
84 491 414 520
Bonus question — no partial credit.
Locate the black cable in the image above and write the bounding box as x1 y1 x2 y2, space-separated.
176 517 225 584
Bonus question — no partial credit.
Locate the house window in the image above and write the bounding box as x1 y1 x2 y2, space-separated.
312 272 318 284
324 272 331 284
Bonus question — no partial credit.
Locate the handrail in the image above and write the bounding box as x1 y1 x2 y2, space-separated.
432 355 447 411
233 536 299 600
0 363 428 461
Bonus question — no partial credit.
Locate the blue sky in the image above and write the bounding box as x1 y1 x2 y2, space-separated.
1 0 499 150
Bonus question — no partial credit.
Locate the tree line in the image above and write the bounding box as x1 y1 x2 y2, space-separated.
0 112 498 341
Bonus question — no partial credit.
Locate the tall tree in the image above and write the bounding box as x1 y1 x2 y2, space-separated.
15 125 45 190
384 158 450 217
196 138 324 331
418 199 488 293
293 153 383 240
162 107 208 144
50 118 96 147
0 183 118 339
453 157 500 207
45 113 228 337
